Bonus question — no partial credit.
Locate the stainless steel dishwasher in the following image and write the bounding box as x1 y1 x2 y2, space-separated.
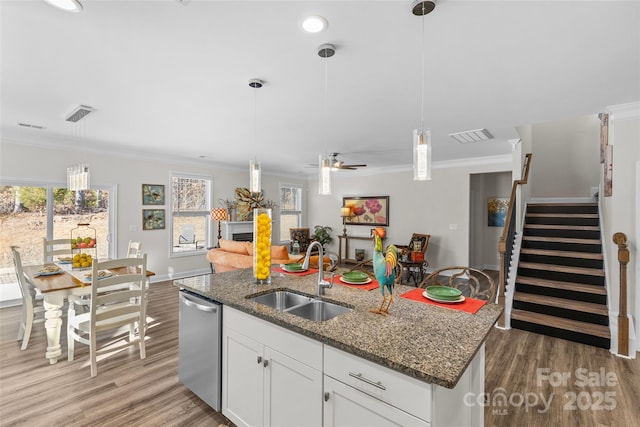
178 289 222 411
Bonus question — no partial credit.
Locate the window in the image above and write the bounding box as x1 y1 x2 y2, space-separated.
0 181 115 272
279 184 302 243
170 172 211 256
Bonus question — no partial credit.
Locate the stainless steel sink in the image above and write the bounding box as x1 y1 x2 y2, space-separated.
247 289 352 322
285 299 352 322
248 291 312 311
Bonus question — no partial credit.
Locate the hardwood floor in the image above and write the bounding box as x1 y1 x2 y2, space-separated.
1 281 638 426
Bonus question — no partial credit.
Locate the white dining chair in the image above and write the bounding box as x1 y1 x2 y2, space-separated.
127 240 142 258
42 237 73 263
67 254 148 377
11 246 45 350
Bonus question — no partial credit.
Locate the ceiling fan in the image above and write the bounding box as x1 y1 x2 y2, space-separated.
328 153 367 170
309 153 367 170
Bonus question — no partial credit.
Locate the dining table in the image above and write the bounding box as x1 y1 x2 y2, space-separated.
23 263 155 365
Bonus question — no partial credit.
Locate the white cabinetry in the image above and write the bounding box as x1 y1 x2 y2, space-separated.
323 345 485 427
222 307 323 427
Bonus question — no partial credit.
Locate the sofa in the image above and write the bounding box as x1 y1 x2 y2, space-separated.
208 239 336 273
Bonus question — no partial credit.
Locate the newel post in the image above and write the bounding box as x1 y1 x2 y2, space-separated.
613 232 629 357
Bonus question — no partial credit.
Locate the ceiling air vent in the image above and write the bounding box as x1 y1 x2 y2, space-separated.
449 128 493 143
65 105 94 122
17 122 46 130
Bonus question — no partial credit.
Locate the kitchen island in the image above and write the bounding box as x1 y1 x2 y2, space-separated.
175 268 502 427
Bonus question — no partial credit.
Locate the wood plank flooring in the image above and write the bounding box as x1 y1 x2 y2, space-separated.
1 281 638 426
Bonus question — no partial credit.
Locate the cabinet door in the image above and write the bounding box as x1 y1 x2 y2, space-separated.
264 347 323 427
323 376 429 427
222 328 264 427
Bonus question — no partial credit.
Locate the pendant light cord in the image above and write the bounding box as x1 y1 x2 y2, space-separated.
420 3 425 133
324 57 329 158
253 86 257 162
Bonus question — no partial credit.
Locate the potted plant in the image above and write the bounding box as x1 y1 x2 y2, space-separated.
311 225 333 249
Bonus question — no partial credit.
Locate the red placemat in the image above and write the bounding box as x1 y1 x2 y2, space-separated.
399 288 487 314
334 275 379 291
272 266 318 276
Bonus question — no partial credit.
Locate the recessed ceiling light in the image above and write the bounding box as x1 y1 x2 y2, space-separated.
42 0 83 13
302 16 328 33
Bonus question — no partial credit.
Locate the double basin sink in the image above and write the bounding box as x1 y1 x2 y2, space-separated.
247 289 352 322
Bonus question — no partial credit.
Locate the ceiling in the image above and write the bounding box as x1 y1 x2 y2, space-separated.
2 0 639 176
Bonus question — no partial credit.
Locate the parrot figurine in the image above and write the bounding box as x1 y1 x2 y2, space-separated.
370 227 398 315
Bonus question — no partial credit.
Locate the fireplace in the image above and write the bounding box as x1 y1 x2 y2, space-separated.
233 232 253 242
221 221 253 241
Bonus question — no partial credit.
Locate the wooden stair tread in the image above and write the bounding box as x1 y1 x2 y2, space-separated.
528 203 597 207
520 248 603 260
524 224 600 231
513 292 608 315
519 262 605 276
516 276 607 295
511 309 610 339
526 213 598 218
523 235 601 245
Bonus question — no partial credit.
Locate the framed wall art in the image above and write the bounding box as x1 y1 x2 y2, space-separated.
487 197 509 227
142 209 165 230
142 184 165 205
343 196 389 226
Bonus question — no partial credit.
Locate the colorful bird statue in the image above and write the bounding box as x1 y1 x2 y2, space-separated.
370 227 398 315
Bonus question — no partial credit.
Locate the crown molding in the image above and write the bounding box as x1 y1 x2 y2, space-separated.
606 102 640 121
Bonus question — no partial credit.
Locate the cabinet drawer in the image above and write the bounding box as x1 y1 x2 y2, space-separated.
324 345 432 422
225 306 322 370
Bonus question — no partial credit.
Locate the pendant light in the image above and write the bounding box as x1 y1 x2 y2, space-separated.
65 105 93 191
249 79 263 193
318 44 335 195
412 0 435 181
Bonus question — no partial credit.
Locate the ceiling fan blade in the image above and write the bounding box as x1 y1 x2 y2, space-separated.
341 164 367 168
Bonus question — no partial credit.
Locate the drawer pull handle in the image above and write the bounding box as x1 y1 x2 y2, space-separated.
348 372 386 390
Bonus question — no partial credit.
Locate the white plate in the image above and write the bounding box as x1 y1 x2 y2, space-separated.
422 291 465 304
283 266 308 273
36 269 63 276
340 277 372 285
84 270 113 280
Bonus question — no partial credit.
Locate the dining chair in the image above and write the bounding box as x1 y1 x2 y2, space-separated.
42 237 73 263
418 266 497 303
127 240 142 258
67 254 148 377
11 246 45 350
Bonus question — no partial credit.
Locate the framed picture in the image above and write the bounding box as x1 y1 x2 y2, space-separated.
487 197 509 227
343 196 389 226
142 184 165 205
142 209 165 230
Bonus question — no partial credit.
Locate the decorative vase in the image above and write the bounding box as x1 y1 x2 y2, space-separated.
253 208 272 284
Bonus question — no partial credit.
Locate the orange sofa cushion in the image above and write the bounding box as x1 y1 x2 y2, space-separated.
219 239 251 255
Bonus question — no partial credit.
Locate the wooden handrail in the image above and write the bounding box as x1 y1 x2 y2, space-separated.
613 232 629 356
497 153 532 327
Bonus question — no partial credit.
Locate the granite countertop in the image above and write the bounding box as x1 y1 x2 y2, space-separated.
174 268 502 389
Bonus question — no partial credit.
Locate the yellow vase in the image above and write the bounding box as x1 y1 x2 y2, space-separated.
253 208 272 284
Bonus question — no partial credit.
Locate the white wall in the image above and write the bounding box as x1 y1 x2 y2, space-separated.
530 115 601 199
0 141 307 281
306 158 512 269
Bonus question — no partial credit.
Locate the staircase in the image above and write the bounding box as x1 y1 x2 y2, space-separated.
511 202 611 349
